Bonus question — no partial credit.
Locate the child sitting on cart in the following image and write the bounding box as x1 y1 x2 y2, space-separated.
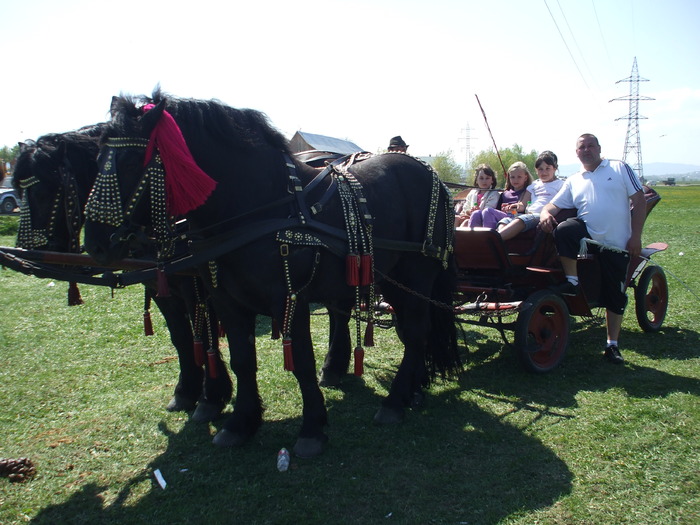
455 164 500 227
498 151 563 241
468 161 532 229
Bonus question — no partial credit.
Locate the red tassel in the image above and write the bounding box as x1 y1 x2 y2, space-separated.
346 254 360 286
143 311 154 336
194 339 205 367
67 281 83 306
156 269 170 297
353 346 365 376
218 322 225 338
271 318 280 340
363 321 374 347
207 350 219 379
283 337 294 371
142 104 218 216
360 254 373 285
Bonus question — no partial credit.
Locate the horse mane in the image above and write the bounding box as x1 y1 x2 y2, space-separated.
13 126 103 196
107 88 290 154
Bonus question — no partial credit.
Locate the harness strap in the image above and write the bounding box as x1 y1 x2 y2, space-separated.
0 248 119 288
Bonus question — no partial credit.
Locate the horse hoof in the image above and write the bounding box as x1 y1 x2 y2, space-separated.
373 406 405 425
166 394 196 413
318 369 342 388
293 437 327 458
191 402 224 423
212 429 248 448
411 391 425 408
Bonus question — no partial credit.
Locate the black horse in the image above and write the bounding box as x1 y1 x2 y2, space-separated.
12 127 233 423
84 90 462 457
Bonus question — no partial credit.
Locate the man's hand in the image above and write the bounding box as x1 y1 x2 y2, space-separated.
627 235 642 258
540 210 557 233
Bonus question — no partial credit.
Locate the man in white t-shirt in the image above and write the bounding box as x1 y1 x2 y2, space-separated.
540 133 645 364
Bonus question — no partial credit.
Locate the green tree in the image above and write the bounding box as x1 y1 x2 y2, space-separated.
0 144 20 173
431 150 464 184
470 143 538 188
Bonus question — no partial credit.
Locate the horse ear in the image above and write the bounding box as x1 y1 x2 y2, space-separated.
56 140 67 159
140 99 166 136
109 96 121 119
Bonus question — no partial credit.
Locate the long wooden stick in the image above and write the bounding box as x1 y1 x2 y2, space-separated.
475 94 508 180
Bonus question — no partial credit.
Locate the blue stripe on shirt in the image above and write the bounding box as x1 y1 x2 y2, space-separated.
623 162 643 192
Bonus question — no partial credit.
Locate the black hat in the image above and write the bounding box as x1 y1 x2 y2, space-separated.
389 136 408 148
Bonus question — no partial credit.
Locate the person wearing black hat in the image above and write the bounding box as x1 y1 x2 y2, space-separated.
388 136 408 153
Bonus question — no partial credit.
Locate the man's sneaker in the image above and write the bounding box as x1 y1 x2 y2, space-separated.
551 281 580 296
604 344 624 364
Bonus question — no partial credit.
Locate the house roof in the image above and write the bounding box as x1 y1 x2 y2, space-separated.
291 131 364 155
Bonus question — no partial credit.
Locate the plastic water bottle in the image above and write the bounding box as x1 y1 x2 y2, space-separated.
277 448 290 472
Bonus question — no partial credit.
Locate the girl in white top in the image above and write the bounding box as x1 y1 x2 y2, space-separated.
498 151 563 241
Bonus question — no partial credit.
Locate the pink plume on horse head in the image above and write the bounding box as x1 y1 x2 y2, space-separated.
142 103 217 216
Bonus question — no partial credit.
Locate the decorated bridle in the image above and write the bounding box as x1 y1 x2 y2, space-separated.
85 104 217 261
85 137 177 259
16 145 82 254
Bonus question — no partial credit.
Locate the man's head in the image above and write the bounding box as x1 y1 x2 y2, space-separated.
576 134 603 171
388 136 408 153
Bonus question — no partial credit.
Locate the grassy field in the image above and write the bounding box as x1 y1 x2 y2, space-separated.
0 185 698 524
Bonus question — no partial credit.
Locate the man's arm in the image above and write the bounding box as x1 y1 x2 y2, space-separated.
627 190 646 257
539 202 561 233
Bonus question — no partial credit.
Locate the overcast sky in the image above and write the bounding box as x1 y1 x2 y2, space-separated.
2 0 699 173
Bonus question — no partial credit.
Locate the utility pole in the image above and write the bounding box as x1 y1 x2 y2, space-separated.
459 123 476 181
610 57 654 183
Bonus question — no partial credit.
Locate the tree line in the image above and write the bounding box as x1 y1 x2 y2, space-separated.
430 144 539 188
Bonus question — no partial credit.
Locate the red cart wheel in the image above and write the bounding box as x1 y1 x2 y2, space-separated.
515 290 570 373
634 265 668 333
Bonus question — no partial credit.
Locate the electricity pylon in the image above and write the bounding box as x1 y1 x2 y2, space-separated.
610 57 654 183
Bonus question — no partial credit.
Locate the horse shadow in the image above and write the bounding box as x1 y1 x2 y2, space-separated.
30 375 573 525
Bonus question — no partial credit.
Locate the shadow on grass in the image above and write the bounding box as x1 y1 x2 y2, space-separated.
460 323 700 415
34 308 695 523
30 378 573 525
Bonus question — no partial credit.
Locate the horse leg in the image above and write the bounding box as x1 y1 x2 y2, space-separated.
372 289 431 425
191 296 233 423
319 299 353 387
289 302 329 458
213 307 263 447
151 290 203 413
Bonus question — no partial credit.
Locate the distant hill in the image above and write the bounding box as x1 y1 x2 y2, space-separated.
559 162 700 178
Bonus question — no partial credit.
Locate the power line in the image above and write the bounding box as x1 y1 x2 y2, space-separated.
555 0 599 90
590 0 613 69
543 0 591 91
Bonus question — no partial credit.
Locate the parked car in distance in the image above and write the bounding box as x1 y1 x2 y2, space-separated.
1 176 18 214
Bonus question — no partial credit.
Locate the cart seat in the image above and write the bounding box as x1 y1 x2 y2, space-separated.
454 227 511 271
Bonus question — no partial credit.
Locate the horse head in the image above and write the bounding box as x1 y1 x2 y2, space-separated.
13 131 100 252
84 93 218 264
84 97 170 264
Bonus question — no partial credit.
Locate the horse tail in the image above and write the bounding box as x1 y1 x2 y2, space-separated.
424 255 463 385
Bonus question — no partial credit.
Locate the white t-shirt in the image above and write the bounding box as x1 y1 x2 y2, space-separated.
526 178 564 214
550 159 643 250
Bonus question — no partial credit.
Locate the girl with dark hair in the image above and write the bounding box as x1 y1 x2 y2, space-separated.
497 151 564 241
455 163 500 227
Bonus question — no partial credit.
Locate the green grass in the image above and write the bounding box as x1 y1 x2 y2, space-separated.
0 186 698 524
